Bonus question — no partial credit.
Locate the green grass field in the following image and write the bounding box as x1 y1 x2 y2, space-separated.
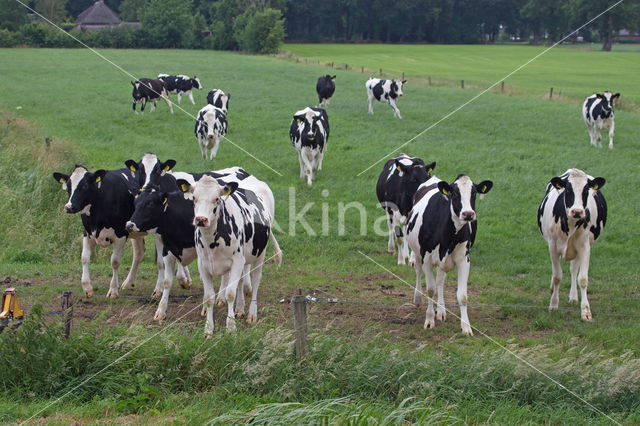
0 46 639 423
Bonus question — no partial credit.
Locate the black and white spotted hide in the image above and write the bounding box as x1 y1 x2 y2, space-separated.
157 74 202 105
582 91 620 149
131 78 174 114
206 89 231 113
289 106 330 186
195 104 228 160
366 77 406 119
316 75 336 108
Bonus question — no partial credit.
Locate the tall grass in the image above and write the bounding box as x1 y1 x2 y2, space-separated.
1 308 638 422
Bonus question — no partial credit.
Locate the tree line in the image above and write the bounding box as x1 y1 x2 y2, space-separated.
0 0 638 51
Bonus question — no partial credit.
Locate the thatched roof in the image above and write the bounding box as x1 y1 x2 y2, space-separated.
77 1 121 25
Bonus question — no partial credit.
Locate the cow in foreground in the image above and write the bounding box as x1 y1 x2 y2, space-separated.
52 166 142 298
316 75 336 108
178 175 282 333
131 78 174 114
207 89 231 113
407 174 493 335
582 91 620 149
366 78 406 119
195 104 228 159
290 107 330 186
537 168 607 321
158 74 202 105
376 154 435 265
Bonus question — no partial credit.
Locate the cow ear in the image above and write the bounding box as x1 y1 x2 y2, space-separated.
162 160 176 172
293 114 303 123
596 93 604 99
227 93 231 100
331 75 336 80
425 161 436 174
176 179 192 193
402 80 407 84
550 177 564 190
394 159 409 173
612 93 620 100
131 81 135 86
223 181 239 196
475 180 493 194
125 159 138 172
437 181 451 196
94 169 107 183
589 177 606 191
53 172 68 184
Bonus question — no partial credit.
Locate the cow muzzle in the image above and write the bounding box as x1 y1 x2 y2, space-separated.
125 221 138 233
207 133 215 140
194 216 209 227
64 203 77 214
570 208 585 219
307 132 315 139
461 211 476 222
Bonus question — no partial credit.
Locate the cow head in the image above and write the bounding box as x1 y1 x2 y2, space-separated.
124 153 176 188
550 169 605 221
177 176 238 229
52 166 106 214
201 107 222 141
438 175 493 224
596 91 620 115
392 80 407 97
191 76 202 90
125 184 167 234
293 108 324 141
131 81 145 103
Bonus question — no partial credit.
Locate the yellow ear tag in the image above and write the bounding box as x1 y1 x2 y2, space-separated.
296 118 302 123
427 168 432 173
129 165 136 172
592 184 599 191
163 165 170 172
442 188 449 195
162 197 168 206
396 165 401 172
95 176 102 183
481 185 487 193
180 183 189 192
58 178 66 184
223 187 232 196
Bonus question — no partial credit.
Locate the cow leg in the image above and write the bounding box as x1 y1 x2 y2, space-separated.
106 237 127 298
578 247 592 321
302 150 314 186
389 99 402 119
152 236 165 298
413 255 423 305
80 236 96 298
367 95 374 115
177 93 182 104
587 125 596 147
151 101 157 112
608 120 615 149
225 260 245 331
548 245 562 311
177 264 192 289
132 102 138 114
188 92 195 105
210 138 221 159
141 99 146 113
199 139 208 159
423 264 436 329
154 255 176 321
198 258 216 334
216 274 228 306
435 268 447 322
247 262 263 324
317 147 325 171
163 95 174 114
385 211 395 254
121 237 144 291
235 265 250 318
298 152 305 179
569 258 579 303
456 260 473 336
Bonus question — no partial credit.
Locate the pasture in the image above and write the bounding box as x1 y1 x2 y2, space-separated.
0 46 639 423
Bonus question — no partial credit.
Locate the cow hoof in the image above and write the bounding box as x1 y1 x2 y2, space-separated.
413 295 422 306
581 311 593 321
235 312 245 319
247 314 257 324
461 327 474 336
568 297 578 304
436 312 446 322
226 324 236 333
424 319 435 329
151 290 162 299
215 298 226 307
106 290 118 299
180 280 192 290
200 307 206 317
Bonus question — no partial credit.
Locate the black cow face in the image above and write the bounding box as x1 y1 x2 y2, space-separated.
438 175 493 223
191 76 202 90
53 167 106 214
131 81 145 102
596 91 620 115
125 155 176 188
127 186 166 233
550 174 605 220
294 112 322 140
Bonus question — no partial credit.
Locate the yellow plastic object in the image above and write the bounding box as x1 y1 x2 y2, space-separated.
0 288 25 320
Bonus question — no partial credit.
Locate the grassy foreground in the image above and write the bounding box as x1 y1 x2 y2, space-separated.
0 46 639 423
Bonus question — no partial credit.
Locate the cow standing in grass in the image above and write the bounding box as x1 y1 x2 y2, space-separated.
537 168 607 321
366 78 406 119
131 78 174 114
207 89 231 113
582 91 620 149
195 104 228 159
316 75 336 108
158 74 202 105
407 174 493 335
376 154 435 265
290 107 330 186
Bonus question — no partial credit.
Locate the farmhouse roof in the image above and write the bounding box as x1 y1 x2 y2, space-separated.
77 1 121 25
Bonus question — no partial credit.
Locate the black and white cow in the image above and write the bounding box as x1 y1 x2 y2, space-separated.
131 78 174 114
206 89 231 114
407 174 493 335
195 104 228 160
366 78 406 119
537 168 607 321
158 74 202 105
126 167 251 321
582 91 620 149
177 175 282 333
290 107 330 186
316 75 336 108
52 165 143 298
376 154 436 265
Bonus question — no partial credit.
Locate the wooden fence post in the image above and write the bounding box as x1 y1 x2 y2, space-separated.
361 66 364 73
291 289 308 363
461 80 465 89
61 291 73 339
549 87 554 99
402 72 405 80
379 68 383 76
331 62 334 68
501 81 505 93
345 64 349 71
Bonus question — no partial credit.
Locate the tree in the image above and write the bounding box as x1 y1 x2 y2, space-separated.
567 0 640 51
140 0 197 48
36 0 67 23
0 0 29 31
233 8 285 53
120 0 147 21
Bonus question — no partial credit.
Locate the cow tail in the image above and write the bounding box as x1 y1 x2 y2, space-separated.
269 232 283 267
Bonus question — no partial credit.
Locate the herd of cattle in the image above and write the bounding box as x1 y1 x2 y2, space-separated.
50 72 618 335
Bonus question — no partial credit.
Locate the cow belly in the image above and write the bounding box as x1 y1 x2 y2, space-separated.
92 227 118 248
597 118 612 130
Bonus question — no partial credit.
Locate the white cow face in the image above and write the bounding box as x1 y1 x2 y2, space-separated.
293 108 323 140
550 169 605 220
177 176 238 228
394 80 407 97
203 110 218 141
52 166 106 215
438 175 493 224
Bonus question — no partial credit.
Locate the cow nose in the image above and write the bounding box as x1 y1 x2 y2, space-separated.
461 211 476 222
207 134 214 139
570 209 585 219
195 216 209 227
125 221 137 232
64 203 75 213
307 132 314 138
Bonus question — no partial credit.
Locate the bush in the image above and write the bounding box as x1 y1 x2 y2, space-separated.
233 8 285 54
0 29 19 47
